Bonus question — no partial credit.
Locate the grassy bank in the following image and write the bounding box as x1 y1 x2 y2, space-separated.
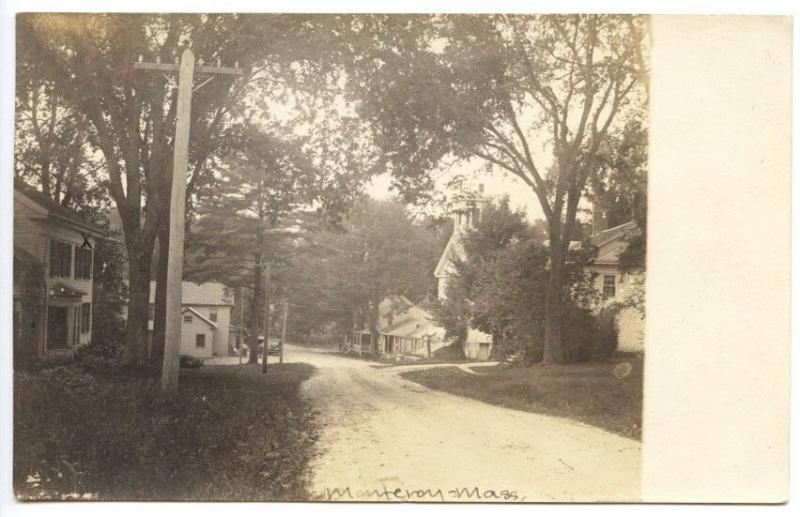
14 362 316 501
400 354 643 440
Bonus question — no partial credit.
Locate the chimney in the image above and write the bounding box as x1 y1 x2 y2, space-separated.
478 183 484 194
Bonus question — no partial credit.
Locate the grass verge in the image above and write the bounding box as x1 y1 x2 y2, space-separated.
400 354 643 440
14 362 316 501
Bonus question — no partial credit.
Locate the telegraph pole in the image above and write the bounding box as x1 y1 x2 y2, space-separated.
135 49 242 394
280 299 288 364
262 261 271 374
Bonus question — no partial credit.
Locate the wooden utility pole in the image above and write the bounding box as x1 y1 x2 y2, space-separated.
280 299 288 364
238 286 245 365
135 49 242 394
262 261 271 374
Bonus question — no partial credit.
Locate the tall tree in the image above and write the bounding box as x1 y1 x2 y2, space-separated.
343 14 648 362
14 75 104 210
89 231 129 357
437 197 602 363
186 126 357 363
589 118 648 272
16 13 360 365
288 198 443 351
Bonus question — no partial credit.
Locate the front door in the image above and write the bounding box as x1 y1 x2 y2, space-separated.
47 306 68 349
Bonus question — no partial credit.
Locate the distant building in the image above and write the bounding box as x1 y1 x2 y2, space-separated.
122 281 235 358
347 295 448 358
434 185 645 358
13 179 105 360
146 281 234 358
584 222 645 353
434 185 494 360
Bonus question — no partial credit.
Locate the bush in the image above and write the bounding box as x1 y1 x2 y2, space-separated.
591 306 621 360
432 342 465 361
75 353 119 375
562 304 619 362
179 354 204 369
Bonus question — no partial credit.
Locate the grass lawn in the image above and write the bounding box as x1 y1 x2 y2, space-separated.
400 354 643 440
14 362 317 501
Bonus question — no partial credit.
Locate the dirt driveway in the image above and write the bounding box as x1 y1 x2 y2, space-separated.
287 345 641 502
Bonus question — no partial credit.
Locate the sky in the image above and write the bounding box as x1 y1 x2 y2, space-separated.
366 157 549 224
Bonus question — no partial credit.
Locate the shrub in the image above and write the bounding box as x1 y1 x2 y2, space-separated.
432 342 465 361
591 306 621 360
561 304 620 362
562 305 597 362
179 354 204 369
75 353 119 376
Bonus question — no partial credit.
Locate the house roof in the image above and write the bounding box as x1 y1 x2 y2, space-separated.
589 221 639 266
434 233 465 278
14 178 106 237
149 281 233 306
181 306 218 329
591 221 638 248
359 295 446 339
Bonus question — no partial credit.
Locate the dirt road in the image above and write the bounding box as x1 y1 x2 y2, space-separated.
287 345 641 502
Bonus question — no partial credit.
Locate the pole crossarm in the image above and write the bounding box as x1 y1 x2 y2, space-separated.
133 56 244 76
134 62 244 77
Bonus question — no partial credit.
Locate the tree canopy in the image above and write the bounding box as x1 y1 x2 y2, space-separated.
340 14 648 361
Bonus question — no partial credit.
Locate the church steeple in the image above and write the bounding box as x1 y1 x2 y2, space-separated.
435 184 493 300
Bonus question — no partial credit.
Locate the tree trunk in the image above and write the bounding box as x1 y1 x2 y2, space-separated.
368 298 380 355
122 248 152 366
248 254 262 364
39 159 51 200
351 306 361 351
280 299 287 364
542 242 565 364
151 226 169 365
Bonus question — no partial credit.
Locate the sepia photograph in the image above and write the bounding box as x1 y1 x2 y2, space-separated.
2 4 792 509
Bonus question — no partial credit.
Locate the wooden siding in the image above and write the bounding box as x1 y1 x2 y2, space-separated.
14 194 95 353
617 307 645 352
180 314 215 358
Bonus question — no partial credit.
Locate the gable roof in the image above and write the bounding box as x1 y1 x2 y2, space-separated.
14 178 106 237
434 233 465 278
149 281 233 306
181 307 218 328
589 221 639 266
591 221 638 248
361 295 446 339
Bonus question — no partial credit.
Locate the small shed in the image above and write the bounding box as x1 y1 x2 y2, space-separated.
180 307 217 358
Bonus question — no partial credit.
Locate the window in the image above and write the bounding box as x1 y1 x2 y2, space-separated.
184 314 193 324
73 305 81 345
81 302 91 333
74 246 92 279
602 275 616 299
49 240 72 277
148 305 155 321
209 309 218 322
195 334 206 348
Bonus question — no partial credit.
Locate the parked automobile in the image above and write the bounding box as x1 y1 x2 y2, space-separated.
257 336 281 356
